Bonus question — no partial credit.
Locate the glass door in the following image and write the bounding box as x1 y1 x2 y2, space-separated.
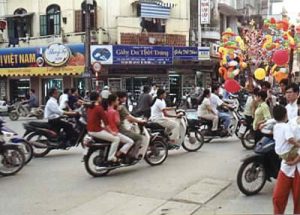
42 78 63 103
9 79 30 103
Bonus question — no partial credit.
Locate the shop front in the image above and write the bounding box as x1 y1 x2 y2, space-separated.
0 43 85 104
91 45 212 101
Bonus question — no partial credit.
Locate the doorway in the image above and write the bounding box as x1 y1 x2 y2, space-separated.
42 78 63 103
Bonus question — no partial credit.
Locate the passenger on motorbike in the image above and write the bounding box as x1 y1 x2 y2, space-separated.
86 92 120 163
253 91 272 144
44 88 79 147
243 87 260 126
197 89 219 133
117 92 145 158
106 94 134 158
150 89 181 144
211 85 234 132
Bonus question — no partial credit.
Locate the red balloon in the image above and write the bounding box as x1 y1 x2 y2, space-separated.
272 50 289 66
224 79 241 93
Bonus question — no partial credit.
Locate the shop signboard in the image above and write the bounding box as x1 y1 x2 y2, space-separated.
0 43 85 77
200 0 210 24
90 45 113 65
113 45 173 65
198 47 210 60
173 47 198 61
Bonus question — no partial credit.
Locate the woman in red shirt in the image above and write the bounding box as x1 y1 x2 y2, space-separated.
87 92 120 162
106 94 134 157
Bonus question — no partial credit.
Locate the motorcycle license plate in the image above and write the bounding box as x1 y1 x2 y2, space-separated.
239 125 247 134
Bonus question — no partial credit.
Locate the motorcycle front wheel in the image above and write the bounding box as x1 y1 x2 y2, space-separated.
26 133 51 157
237 157 267 196
0 145 25 176
241 129 255 150
84 148 111 177
144 139 168 166
8 111 19 121
182 131 204 152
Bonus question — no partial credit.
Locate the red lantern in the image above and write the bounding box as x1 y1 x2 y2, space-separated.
224 79 241 93
272 50 289 66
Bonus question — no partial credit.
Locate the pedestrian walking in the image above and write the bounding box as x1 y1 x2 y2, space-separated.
136 86 152 118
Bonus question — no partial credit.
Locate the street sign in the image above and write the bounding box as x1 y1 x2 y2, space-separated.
92 62 102 73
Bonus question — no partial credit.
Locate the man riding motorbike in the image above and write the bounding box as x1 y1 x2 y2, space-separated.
211 85 234 133
44 88 79 147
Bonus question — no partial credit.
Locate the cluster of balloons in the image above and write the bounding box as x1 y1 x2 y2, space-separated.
218 28 246 93
253 18 293 82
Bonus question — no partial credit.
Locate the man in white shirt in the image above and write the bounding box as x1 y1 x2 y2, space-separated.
211 85 233 131
285 83 299 121
59 88 70 111
45 88 78 146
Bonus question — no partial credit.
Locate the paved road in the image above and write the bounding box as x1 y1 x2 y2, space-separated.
0 117 294 214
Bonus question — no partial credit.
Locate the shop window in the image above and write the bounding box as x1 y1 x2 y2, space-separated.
9 79 30 103
75 1 97 32
40 4 61 36
140 18 165 33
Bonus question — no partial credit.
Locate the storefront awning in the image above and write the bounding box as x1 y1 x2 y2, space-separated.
0 66 84 77
0 12 34 19
132 0 176 19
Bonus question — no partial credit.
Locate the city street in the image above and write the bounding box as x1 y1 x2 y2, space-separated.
0 117 294 215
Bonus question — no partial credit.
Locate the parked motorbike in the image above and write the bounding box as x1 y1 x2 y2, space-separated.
0 130 25 176
23 109 87 157
237 120 280 196
9 101 44 121
146 109 204 152
0 119 33 164
83 123 168 177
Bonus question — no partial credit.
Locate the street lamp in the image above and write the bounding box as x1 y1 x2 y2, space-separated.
84 0 93 92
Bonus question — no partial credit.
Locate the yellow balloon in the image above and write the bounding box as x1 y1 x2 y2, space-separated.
254 68 266 80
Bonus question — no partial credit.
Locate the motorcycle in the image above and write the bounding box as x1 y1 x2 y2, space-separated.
83 123 168 177
237 117 255 150
146 109 204 152
0 119 33 164
9 101 44 121
237 120 280 196
199 96 241 143
23 109 87 157
0 130 25 176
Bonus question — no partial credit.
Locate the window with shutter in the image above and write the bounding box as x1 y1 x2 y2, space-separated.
40 15 47 36
75 10 82 32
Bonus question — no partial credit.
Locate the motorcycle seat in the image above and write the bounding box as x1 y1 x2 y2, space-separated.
145 122 165 130
28 121 51 129
198 118 212 125
92 138 113 145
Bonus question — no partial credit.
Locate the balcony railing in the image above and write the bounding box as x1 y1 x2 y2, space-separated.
120 32 186 46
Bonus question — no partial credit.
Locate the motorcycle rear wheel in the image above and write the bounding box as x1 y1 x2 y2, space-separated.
182 131 204 152
20 141 33 164
26 133 51 157
241 129 255 150
9 111 19 121
237 157 267 196
0 145 25 176
84 148 111 177
144 139 168 166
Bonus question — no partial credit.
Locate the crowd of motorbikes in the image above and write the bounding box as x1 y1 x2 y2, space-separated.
0 91 281 198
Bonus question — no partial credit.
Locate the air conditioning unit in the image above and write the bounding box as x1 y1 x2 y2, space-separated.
210 43 219 58
90 30 98 43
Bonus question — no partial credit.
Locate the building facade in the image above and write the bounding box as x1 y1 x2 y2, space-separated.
0 0 200 103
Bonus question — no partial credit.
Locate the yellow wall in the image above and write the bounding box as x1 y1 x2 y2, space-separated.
3 0 190 46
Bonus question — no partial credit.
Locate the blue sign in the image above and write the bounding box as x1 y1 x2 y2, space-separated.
173 47 198 61
113 45 173 65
